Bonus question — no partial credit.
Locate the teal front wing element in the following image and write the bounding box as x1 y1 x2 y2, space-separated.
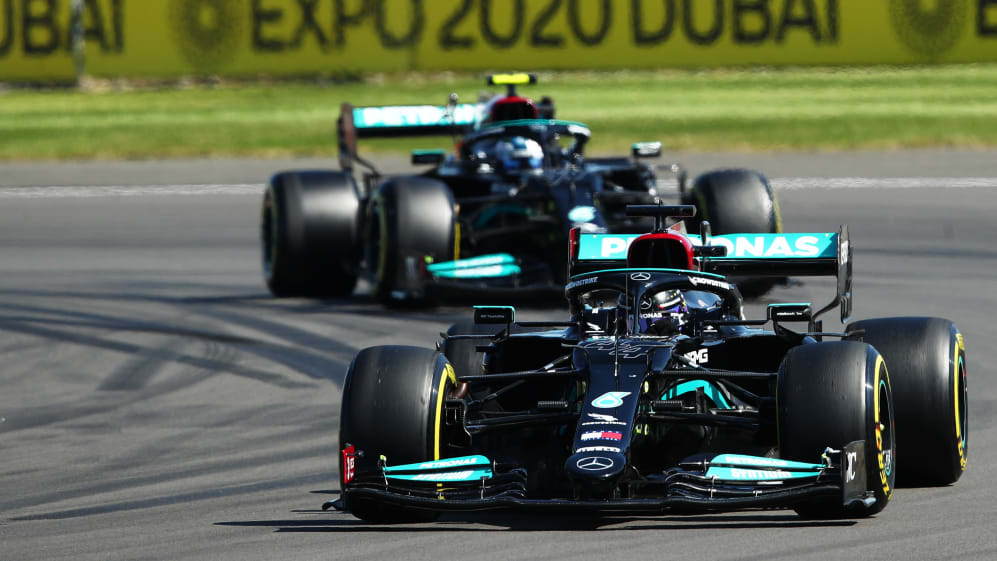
705 466 820 481
576 233 838 261
352 104 478 129
662 380 732 409
706 454 824 481
382 455 493 483
427 254 521 279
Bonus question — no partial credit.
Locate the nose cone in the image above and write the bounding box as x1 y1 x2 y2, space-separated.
565 451 626 494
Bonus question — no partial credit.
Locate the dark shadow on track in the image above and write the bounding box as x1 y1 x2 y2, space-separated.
216 511 856 532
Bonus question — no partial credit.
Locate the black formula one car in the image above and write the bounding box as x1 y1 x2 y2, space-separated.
261 74 782 305
331 206 968 521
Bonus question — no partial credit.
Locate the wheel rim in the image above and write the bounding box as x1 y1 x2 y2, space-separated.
878 378 896 481
958 355 968 468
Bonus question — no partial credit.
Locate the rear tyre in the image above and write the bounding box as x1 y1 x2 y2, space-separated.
683 169 782 298
365 177 456 306
339 346 455 523
778 341 896 518
262 171 360 297
846 317 967 486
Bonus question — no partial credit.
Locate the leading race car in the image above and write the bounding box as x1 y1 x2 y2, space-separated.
261 74 782 305
331 206 967 521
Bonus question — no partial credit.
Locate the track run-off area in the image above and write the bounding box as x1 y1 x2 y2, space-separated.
1 151 995 561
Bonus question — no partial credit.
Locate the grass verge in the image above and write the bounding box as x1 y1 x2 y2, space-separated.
2 66 997 160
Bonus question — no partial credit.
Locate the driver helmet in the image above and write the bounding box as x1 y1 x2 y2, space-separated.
494 136 544 172
637 289 689 335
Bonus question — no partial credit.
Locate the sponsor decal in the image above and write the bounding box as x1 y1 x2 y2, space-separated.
630 272 651 281
341 445 356 485
576 233 836 260
588 412 620 422
411 470 474 482
581 431 623 441
729 468 794 480
688 276 730 290
591 391 631 408
576 456 615 471
417 457 478 470
576 446 622 453
581 421 627 426
845 451 858 483
720 456 789 468
683 348 709 366
565 276 598 291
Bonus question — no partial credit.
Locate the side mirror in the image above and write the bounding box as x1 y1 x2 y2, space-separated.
632 141 662 159
412 149 445 166
473 306 515 325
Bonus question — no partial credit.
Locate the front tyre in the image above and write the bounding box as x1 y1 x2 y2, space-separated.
365 177 456 306
778 341 896 518
339 346 456 523
847 317 967 486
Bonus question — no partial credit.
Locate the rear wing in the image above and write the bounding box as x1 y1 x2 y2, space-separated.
571 227 853 322
337 102 477 170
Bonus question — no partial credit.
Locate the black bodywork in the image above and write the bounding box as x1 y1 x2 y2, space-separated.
337 217 877 514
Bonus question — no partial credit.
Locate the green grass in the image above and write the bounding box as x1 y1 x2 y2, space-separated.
3 66 997 160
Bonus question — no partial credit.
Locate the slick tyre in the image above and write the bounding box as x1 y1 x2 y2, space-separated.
778 341 896 518
365 178 456 306
262 171 360 297
683 169 782 298
339 346 457 523
846 317 968 486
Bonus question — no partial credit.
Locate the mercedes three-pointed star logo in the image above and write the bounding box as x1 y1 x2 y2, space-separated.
630 272 651 281
576 456 614 471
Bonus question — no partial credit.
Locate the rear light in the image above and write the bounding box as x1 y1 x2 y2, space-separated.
342 445 356 485
569 227 580 261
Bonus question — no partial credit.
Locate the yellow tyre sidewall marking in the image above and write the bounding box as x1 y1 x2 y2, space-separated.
433 362 456 461
874 354 892 500
954 332 967 470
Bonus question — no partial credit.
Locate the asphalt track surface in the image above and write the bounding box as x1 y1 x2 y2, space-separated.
1 151 995 561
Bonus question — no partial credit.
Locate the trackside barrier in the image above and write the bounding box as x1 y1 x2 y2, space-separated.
2 0 997 81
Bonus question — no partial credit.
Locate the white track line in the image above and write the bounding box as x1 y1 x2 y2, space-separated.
2 177 997 199
0 184 262 198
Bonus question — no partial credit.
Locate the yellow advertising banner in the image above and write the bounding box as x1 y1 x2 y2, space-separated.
4 0 997 80
0 0 76 82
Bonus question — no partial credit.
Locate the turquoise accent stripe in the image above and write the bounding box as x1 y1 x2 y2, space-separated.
663 380 732 409
705 466 819 481
353 104 478 128
569 268 726 281
383 455 491 473
385 468 493 482
577 233 838 261
428 254 520 278
481 118 590 134
383 455 493 482
710 454 825 471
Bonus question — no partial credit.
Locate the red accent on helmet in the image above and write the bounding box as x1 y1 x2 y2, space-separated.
489 96 538 122
626 233 697 271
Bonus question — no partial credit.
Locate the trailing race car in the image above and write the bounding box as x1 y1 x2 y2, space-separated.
331 206 967 521
261 74 782 304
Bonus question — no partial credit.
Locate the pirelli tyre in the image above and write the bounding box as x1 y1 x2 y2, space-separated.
778 341 896 518
339 346 457 523
683 169 782 298
365 177 457 305
262 171 361 297
846 317 967 486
